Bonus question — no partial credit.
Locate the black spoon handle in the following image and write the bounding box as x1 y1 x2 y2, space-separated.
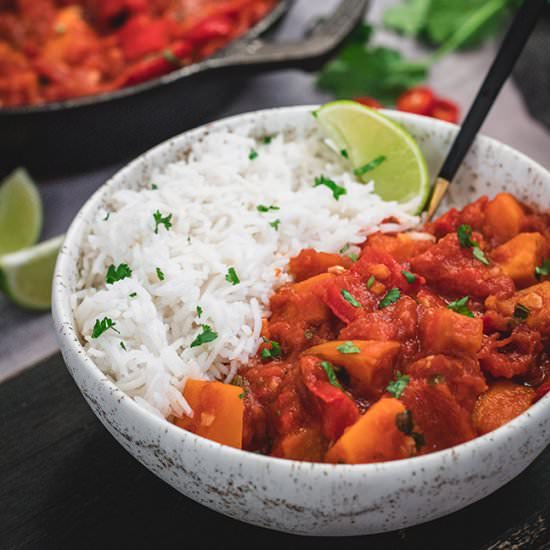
440 0 546 181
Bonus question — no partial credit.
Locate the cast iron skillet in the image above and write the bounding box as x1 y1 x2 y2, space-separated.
0 0 368 176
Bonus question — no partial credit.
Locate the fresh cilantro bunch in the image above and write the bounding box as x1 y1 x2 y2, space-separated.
317 24 428 103
383 0 519 48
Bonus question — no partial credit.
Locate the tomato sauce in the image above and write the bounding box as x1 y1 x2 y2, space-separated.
0 0 275 106
177 193 550 463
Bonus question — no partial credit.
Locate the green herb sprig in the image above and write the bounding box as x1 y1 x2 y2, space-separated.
321 361 343 390
92 317 119 339
447 296 474 318
314 175 347 201
106 263 132 284
153 210 172 234
190 325 218 348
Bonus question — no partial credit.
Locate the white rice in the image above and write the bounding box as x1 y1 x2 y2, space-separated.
73 124 418 419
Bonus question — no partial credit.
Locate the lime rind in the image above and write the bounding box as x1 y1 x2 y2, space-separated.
0 168 43 255
0 235 63 310
315 100 430 215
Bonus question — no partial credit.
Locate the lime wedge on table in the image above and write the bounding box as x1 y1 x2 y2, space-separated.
0 235 63 310
315 100 430 214
0 168 43 255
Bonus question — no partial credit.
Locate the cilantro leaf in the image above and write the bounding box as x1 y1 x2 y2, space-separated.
321 361 343 390
317 24 428 103
262 135 273 144
336 341 361 354
354 155 387 177
401 270 416 284
348 253 358 262
257 204 279 213
91 317 119 338
457 224 476 248
513 304 530 320
387 371 410 399
156 267 165 281
379 288 401 309
457 224 490 265
383 0 431 37
225 267 240 285
190 324 218 348
269 219 281 231
120 341 127 351
313 175 347 200
340 149 349 159
153 210 172 234
341 289 361 308
260 338 282 361
196 305 203 317
106 263 132 284
366 275 376 289
249 149 258 160
535 259 550 279
447 296 474 317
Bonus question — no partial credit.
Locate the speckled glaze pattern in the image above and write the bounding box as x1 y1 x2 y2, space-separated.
52 106 550 536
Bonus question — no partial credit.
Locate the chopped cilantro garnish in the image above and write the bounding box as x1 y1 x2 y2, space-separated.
311 110 318 118
379 288 400 309
341 289 361 307
249 149 258 160
257 204 280 213
313 175 347 200
190 324 218 348
401 270 416 284
238 389 248 399
225 267 240 285
120 341 127 351
162 49 179 65
387 371 410 398
353 155 386 177
269 219 281 231
106 263 132 284
472 246 490 265
366 275 376 289
535 259 550 279
395 409 424 450
103 212 110 221
153 210 172 234
129 292 137 298
447 296 474 317
321 361 343 390
348 253 358 262
340 149 349 159
261 338 282 360
513 303 530 320
339 243 350 254
151 184 158 190
262 135 273 144
196 305 203 317
91 317 119 338
156 267 165 281
337 341 360 354
457 224 489 265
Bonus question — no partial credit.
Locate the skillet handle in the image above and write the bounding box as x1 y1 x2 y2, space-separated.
200 0 369 74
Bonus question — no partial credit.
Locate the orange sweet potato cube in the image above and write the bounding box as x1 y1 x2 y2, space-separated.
176 379 244 449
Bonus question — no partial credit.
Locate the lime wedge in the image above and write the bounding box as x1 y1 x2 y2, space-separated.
0 168 42 255
0 235 63 310
315 100 430 214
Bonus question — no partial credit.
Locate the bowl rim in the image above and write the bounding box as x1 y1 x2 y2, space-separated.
53 104 550 474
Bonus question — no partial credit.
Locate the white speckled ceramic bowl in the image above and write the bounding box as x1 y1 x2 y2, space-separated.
53 106 550 536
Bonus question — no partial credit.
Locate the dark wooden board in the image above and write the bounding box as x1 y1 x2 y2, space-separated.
1 355 550 550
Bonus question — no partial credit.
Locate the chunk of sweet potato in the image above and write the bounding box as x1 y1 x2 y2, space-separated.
176 379 244 448
304 340 400 394
365 232 433 262
419 307 483 356
325 398 416 464
492 232 546 288
484 193 525 244
472 381 535 435
272 428 326 462
485 281 550 336
289 249 352 282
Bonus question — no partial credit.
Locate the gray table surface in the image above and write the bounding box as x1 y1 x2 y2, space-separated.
2 0 550 381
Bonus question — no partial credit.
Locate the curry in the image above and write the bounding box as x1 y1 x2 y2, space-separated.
175 193 550 463
0 0 275 106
